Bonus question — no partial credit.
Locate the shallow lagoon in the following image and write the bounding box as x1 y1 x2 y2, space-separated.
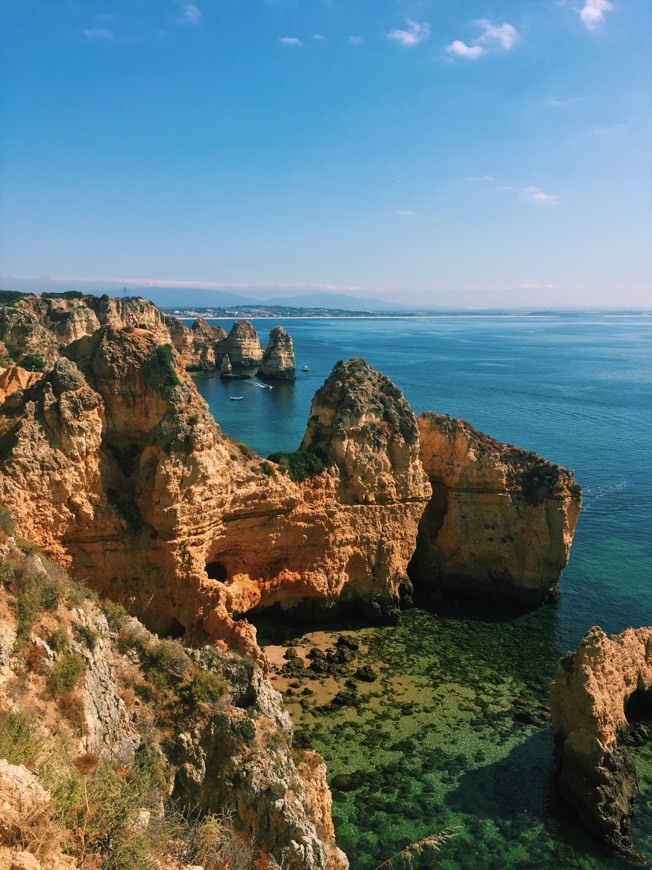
193 315 652 868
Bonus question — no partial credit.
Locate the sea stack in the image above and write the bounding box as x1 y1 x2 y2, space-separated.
551 626 652 862
409 411 581 606
258 325 296 380
215 319 263 369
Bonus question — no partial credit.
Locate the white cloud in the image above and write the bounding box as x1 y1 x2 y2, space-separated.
174 1 201 25
521 186 559 203
447 19 517 59
475 19 518 50
313 34 325 41
396 210 418 218
83 26 114 40
579 0 613 30
279 36 302 46
446 40 485 59
386 19 431 47
349 35 364 46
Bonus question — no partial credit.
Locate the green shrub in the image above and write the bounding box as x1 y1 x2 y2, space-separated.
143 640 189 690
236 441 256 460
73 622 98 651
101 598 129 632
0 711 43 767
47 651 86 697
48 626 69 652
0 504 14 535
259 460 275 476
154 344 181 387
12 567 61 646
22 352 46 371
181 669 227 707
267 450 326 483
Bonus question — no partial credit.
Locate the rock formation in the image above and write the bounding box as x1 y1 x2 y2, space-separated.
259 325 296 380
0 536 347 869
165 315 226 371
220 353 233 375
215 319 263 369
0 366 43 403
409 412 581 606
0 337 432 653
551 626 652 862
0 292 226 374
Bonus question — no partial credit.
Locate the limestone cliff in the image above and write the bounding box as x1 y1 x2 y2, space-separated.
0 366 43 403
0 336 430 651
166 315 227 371
0 536 347 869
259 326 296 381
301 358 430 506
215 319 263 369
409 412 581 606
0 292 223 374
551 626 652 861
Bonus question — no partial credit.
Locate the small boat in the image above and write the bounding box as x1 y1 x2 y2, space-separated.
230 396 244 401
302 365 310 372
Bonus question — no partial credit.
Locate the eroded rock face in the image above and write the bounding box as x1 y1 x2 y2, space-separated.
215 319 263 369
0 366 43 403
166 315 227 371
259 326 296 381
409 412 581 606
551 626 652 862
301 358 430 506
0 339 430 650
0 292 225 374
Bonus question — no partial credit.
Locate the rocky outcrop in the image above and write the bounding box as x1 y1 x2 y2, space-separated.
409 412 581 606
220 353 233 375
301 358 430 506
0 341 431 650
173 667 347 869
259 326 296 381
0 366 43 403
215 319 263 369
0 538 347 869
166 315 227 371
551 626 652 862
0 292 229 373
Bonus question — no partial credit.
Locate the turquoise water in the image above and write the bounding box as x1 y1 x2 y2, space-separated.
192 315 652 868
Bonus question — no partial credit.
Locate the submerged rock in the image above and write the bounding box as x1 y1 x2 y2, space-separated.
409 411 581 606
551 626 652 862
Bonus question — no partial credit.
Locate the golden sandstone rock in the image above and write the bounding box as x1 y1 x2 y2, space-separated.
410 411 581 606
0 315 582 660
551 626 652 861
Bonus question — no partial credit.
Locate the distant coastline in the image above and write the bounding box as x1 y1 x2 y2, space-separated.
168 305 652 320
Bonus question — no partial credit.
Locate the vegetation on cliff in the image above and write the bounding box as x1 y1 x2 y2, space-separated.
0 513 346 869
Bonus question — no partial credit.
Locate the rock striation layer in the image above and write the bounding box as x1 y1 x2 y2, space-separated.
409 412 581 606
259 326 296 381
551 626 652 863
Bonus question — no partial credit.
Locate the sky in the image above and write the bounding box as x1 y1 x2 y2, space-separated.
0 0 651 309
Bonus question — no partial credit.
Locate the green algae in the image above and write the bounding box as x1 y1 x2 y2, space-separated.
260 607 651 870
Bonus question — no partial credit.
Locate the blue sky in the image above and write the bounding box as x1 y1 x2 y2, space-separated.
0 0 650 308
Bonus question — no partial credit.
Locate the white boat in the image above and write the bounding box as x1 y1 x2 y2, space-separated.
302 365 310 372
230 396 244 401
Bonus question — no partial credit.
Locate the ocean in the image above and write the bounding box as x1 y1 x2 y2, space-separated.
191 314 652 869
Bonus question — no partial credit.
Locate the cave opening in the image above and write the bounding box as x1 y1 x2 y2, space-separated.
159 616 186 639
625 689 652 723
206 561 228 582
